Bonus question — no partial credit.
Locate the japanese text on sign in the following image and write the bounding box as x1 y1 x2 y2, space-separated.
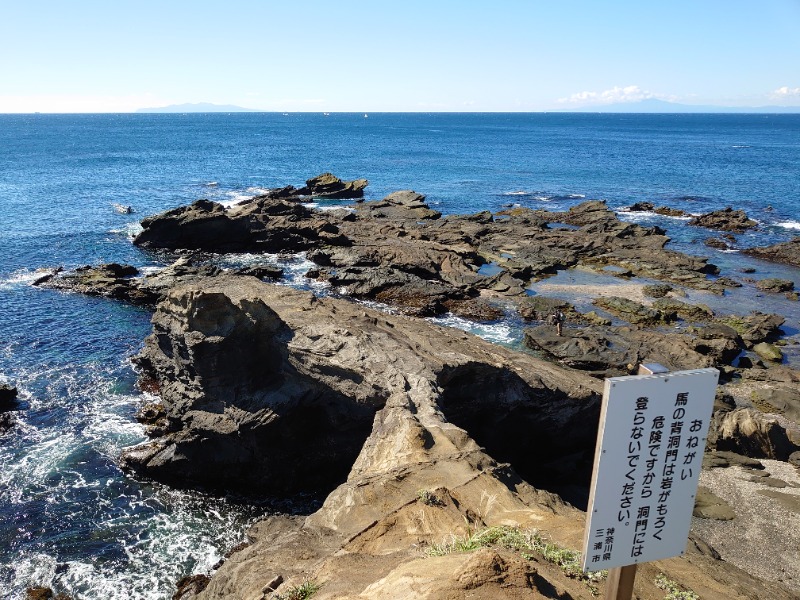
582 368 718 571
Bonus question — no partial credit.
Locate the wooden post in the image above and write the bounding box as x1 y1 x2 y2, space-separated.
605 564 637 599
603 363 668 599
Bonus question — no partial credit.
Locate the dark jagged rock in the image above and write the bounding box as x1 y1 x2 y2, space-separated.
34 258 224 308
123 276 600 500
133 196 347 252
689 207 757 232
0 382 18 408
690 323 743 365
702 450 765 470
33 263 159 305
125 193 733 322
25 588 72 600
744 237 800 268
298 172 368 199
626 202 690 217
230 264 283 280
654 206 690 217
0 381 18 431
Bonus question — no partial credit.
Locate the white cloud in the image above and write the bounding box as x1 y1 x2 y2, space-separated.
558 85 670 106
771 86 800 99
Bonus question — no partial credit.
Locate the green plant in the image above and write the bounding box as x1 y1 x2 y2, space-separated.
655 573 700 600
272 579 321 600
417 489 444 506
426 525 606 593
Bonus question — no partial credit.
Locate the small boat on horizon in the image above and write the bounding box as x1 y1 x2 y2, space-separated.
364 113 368 118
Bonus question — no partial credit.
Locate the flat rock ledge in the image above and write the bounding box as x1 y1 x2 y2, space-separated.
121 276 795 599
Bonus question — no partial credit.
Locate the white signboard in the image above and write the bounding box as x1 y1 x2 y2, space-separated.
582 368 719 571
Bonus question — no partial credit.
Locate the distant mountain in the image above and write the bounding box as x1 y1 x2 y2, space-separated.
136 102 262 113
562 98 800 114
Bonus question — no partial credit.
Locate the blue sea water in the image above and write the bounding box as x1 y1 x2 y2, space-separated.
1 112 799 599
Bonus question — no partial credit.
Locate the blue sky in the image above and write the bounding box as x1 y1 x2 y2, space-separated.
1 0 799 112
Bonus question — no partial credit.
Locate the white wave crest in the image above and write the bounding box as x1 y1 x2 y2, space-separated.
777 221 800 230
427 314 519 346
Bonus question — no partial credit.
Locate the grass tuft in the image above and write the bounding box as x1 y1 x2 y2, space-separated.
271 579 321 600
655 573 700 600
426 525 606 593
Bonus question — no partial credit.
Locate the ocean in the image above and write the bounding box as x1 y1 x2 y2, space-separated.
1 112 799 599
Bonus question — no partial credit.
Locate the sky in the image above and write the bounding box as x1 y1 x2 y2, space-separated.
1 0 799 113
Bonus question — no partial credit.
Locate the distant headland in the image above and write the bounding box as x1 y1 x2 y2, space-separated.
135 102 262 113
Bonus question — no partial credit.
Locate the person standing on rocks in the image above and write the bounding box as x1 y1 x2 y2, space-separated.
546 310 565 336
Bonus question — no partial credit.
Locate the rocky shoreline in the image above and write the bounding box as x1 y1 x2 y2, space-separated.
28 174 800 598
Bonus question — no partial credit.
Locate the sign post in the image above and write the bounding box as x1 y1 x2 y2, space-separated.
581 365 719 599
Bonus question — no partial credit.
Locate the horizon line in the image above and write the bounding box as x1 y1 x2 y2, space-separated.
3 109 800 115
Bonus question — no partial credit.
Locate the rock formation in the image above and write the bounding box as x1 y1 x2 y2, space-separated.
123 276 602 504
745 237 800 268
297 173 368 199
689 208 757 233
122 276 796 600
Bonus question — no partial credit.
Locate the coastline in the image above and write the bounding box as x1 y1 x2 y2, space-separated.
2 112 800 598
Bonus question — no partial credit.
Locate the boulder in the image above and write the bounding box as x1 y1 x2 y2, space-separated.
753 342 783 363
299 172 368 199
0 382 18 408
689 208 757 233
690 324 743 366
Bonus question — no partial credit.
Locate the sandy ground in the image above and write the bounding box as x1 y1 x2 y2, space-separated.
532 281 650 304
691 460 800 594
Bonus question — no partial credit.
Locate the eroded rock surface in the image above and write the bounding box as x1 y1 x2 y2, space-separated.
745 237 800 268
147 278 797 600
689 208 757 233
123 276 602 502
